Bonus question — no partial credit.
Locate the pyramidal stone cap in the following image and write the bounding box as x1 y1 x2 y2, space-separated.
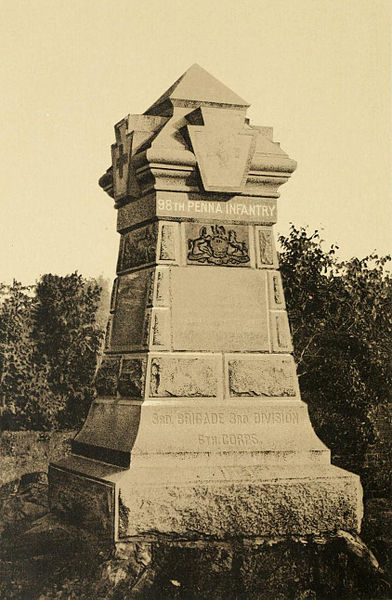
145 63 250 115
99 64 297 204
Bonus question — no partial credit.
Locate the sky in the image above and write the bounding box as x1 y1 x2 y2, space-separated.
1 0 391 285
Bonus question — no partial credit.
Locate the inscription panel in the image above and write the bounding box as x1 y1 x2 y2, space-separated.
117 194 278 232
156 196 277 223
132 403 326 461
150 408 301 427
172 268 269 352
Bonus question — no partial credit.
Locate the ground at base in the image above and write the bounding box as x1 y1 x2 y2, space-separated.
0 472 391 600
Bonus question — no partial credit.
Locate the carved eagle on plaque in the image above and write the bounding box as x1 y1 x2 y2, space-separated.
187 224 250 266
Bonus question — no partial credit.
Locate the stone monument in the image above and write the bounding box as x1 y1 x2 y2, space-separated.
49 64 362 543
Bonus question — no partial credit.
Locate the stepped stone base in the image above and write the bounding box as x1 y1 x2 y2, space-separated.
49 455 362 541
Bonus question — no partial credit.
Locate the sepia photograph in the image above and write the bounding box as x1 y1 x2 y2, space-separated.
0 1 391 598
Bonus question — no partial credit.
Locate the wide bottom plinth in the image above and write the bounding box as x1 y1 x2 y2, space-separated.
49 454 362 542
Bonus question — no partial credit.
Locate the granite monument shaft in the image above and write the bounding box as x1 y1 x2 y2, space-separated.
49 64 362 542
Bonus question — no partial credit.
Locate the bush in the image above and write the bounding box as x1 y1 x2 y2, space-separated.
0 274 104 431
279 225 392 472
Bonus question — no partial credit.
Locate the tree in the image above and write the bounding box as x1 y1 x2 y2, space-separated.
0 273 104 430
32 273 103 428
279 225 392 473
0 281 59 430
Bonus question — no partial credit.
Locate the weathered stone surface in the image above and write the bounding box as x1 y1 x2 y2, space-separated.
2 512 389 600
129 400 328 458
172 267 269 351
158 221 179 262
256 225 277 268
227 354 297 397
186 222 251 267
270 311 293 352
104 315 113 351
71 403 141 466
186 106 258 193
118 464 362 538
148 355 221 397
117 357 147 398
154 266 170 306
268 270 285 308
49 466 115 539
110 270 150 351
149 308 171 349
109 277 118 313
95 357 121 396
117 223 157 272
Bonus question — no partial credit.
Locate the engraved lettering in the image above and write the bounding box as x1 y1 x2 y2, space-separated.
254 411 299 424
198 433 259 446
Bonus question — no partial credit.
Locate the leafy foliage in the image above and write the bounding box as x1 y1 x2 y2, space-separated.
279 225 392 471
0 274 104 430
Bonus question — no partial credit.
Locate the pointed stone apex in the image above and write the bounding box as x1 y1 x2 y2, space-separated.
145 64 250 115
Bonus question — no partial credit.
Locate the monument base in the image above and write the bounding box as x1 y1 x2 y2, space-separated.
49 454 362 541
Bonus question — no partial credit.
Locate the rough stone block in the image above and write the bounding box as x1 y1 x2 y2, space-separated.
95 357 121 397
270 311 293 353
268 270 285 308
104 316 113 351
111 270 150 351
110 277 119 313
153 267 170 307
148 354 221 398
149 308 171 349
158 221 180 263
255 226 277 268
117 223 158 272
117 464 362 538
141 308 152 347
117 357 147 398
227 354 297 397
49 466 115 539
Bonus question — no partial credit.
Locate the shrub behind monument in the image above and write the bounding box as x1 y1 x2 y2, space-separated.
0 273 104 430
279 225 392 479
